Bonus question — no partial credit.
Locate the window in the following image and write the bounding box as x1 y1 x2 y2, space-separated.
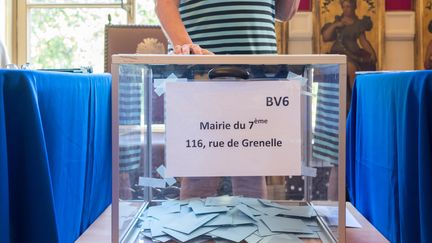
0 0 6 43
136 0 158 25
14 0 159 72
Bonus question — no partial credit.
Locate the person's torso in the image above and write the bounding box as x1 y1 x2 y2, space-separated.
179 0 277 54
333 18 366 53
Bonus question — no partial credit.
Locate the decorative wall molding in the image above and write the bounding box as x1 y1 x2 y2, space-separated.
385 12 416 41
288 12 313 41
288 12 313 54
384 12 415 70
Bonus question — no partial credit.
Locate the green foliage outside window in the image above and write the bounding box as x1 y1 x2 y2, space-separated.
29 1 158 72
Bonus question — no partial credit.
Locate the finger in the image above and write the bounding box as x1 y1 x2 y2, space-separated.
182 44 191 54
174 45 182 55
190 44 203 55
202 49 215 55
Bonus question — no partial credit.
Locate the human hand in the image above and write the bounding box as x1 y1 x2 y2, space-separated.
172 44 214 55
370 54 377 64
341 18 353 26
425 59 432 70
334 21 345 28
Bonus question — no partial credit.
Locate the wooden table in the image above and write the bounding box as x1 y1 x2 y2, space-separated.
76 203 389 243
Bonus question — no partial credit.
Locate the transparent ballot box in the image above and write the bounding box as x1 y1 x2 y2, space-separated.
112 55 347 243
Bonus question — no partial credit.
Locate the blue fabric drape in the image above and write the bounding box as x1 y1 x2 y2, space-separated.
0 69 112 243
0 69 10 243
347 70 432 243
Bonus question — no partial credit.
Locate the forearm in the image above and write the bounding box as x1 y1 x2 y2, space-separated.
425 45 432 69
322 24 338 42
425 57 431 69
360 35 376 59
365 43 376 58
155 0 192 46
275 0 300 21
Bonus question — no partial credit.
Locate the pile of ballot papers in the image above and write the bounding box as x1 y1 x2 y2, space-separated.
138 195 328 242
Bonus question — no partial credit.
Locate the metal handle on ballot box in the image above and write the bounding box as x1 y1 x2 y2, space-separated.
208 66 250 80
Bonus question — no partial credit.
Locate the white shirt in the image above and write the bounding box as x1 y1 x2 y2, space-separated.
0 40 10 68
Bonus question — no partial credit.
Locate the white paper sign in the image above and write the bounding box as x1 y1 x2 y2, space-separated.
165 81 301 176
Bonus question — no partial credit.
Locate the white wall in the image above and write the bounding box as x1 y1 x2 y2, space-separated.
288 11 416 70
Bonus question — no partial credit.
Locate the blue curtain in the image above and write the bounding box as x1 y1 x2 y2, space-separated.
347 70 432 243
0 70 112 243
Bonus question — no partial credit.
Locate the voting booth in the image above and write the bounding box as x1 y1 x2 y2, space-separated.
111 55 347 243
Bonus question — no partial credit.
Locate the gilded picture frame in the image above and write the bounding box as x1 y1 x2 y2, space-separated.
416 0 432 69
313 0 384 70
275 21 290 54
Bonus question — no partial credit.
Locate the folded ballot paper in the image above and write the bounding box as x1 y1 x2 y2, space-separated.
138 196 329 242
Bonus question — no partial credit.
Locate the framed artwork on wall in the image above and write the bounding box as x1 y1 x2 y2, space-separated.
417 0 432 69
313 0 384 115
313 0 384 72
